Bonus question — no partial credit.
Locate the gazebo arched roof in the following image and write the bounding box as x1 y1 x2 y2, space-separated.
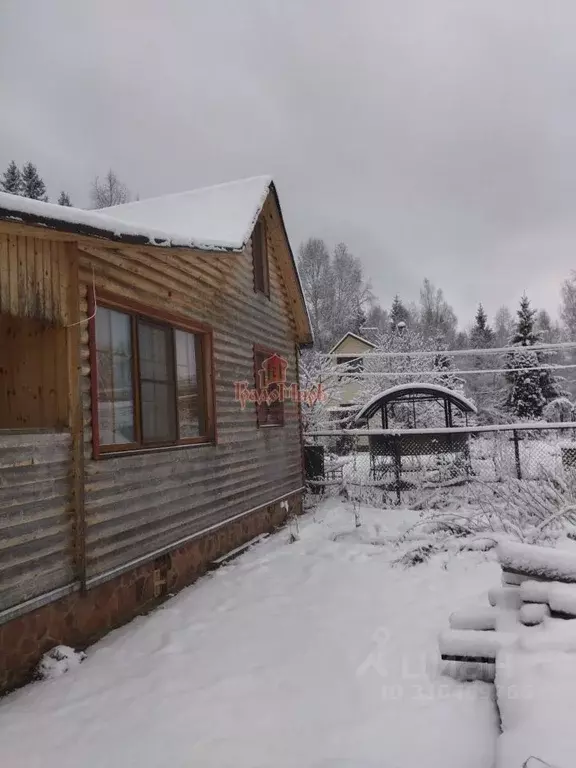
353 383 477 424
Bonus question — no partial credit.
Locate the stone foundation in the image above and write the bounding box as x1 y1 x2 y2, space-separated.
0 492 301 694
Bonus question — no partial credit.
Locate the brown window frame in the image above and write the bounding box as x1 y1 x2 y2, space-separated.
252 220 270 297
89 291 216 458
253 344 285 428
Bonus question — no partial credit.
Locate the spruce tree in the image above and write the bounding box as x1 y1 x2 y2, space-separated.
470 303 494 348
21 162 48 201
57 191 72 206
0 161 22 195
511 295 539 346
505 347 545 419
505 294 564 418
390 295 409 329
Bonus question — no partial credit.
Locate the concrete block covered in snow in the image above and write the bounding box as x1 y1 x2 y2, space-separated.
519 603 550 626
449 607 498 631
488 585 522 611
519 579 550 604
501 569 530 586
497 541 576 583
440 659 495 683
548 582 576 617
439 629 518 662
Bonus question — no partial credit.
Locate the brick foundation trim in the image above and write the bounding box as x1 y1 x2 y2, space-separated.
0 490 302 694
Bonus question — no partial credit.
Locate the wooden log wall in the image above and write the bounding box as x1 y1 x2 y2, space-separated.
0 314 68 428
0 431 74 612
77 198 304 582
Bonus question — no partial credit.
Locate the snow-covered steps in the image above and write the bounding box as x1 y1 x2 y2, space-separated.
440 540 576 767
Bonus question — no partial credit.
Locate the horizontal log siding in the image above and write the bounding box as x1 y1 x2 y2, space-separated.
78 200 303 579
0 232 72 325
0 431 73 611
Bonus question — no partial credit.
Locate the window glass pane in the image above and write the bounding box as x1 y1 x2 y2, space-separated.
138 321 176 443
141 381 176 442
175 330 204 437
95 308 134 445
139 322 171 381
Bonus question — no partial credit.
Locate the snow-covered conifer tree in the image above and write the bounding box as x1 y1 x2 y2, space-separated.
0 161 22 195
21 162 48 201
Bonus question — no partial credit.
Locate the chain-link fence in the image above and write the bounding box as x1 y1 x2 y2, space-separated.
304 424 576 506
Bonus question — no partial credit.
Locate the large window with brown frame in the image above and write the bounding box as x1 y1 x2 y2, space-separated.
92 299 214 454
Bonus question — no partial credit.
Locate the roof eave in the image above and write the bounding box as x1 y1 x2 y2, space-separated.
267 182 314 346
0 206 243 253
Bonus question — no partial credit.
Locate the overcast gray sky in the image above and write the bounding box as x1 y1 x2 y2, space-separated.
2 0 576 327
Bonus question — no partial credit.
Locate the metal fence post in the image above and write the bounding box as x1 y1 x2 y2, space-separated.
513 430 522 480
393 435 402 505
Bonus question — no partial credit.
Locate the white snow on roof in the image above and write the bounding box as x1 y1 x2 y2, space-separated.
0 191 190 246
328 332 376 353
100 175 272 250
0 175 273 252
354 382 478 422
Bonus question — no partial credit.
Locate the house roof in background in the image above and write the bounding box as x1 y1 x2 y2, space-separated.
329 332 377 354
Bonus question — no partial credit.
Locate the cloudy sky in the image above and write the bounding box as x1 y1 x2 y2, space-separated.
2 0 576 327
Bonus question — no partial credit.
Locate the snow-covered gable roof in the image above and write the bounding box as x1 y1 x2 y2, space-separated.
0 176 272 252
329 332 376 354
99 175 272 251
0 176 313 344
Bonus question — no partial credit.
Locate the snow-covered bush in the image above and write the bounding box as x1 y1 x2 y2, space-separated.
35 645 86 680
542 396 574 423
298 348 344 437
391 470 576 568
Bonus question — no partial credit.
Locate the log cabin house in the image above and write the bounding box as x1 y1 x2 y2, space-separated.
0 176 312 692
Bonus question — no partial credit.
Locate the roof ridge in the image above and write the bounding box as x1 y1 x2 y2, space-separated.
97 175 272 215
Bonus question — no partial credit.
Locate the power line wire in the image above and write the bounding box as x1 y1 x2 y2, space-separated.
325 340 576 360
335 363 576 378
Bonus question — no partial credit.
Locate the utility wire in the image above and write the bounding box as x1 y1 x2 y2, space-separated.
334 363 576 378
324 340 576 359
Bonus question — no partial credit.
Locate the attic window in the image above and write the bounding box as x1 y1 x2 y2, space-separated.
252 220 269 296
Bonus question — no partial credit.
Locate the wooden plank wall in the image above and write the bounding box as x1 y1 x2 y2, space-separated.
77 197 304 580
0 232 71 325
0 431 73 611
0 314 68 428
0 229 73 428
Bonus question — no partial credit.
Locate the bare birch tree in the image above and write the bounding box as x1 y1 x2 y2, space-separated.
90 169 131 209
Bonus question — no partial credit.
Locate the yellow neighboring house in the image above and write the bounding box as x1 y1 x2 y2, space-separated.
329 332 376 407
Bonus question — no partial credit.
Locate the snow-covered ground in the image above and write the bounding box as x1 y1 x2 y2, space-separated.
0 500 500 768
